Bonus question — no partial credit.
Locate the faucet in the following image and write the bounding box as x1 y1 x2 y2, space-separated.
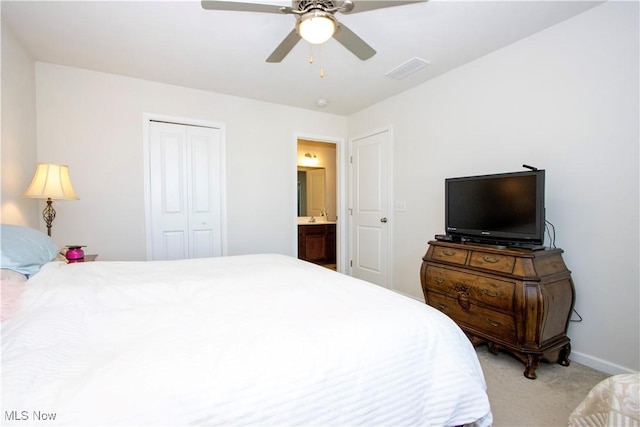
309 216 316 223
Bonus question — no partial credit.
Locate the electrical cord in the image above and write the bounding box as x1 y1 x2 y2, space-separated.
545 219 582 322
570 309 583 322
545 219 557 248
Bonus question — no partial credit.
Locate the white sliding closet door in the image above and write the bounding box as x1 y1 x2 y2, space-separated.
149 121 223 260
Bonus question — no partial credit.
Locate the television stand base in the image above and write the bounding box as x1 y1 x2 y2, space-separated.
508 243 546 251
462 241 508 249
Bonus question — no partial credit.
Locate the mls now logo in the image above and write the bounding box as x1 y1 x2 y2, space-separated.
5 410 57 421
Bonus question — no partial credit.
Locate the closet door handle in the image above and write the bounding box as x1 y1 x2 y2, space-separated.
380 217 388 223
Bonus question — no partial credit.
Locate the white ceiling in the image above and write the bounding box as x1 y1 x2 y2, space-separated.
2 0 603 115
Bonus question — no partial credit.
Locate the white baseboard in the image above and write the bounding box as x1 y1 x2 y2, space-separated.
570 350 638 376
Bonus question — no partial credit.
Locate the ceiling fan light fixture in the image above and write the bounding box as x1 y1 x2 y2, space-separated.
297 11 336 45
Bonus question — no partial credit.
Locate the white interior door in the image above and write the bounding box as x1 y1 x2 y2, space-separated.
350 129 392 288
149 121 222 260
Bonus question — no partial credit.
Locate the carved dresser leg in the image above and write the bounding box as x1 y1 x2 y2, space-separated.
524 354 540 380
559 343 572 367
487 342 499 355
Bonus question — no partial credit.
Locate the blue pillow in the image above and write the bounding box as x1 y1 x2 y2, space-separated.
1 224 60 277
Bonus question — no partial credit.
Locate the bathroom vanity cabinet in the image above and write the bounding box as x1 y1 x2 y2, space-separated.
298 223 336 265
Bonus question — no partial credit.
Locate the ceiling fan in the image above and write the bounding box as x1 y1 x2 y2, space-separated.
201 0 426 63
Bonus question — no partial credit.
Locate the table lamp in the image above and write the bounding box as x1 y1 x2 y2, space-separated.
23 163 79 236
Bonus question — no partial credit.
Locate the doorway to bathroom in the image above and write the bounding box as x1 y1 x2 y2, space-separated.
297 139 338 271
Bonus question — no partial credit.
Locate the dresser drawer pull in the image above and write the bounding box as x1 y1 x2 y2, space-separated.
482 255 501 263
442 249 457 257
437 303 448 311
485 318 503 328
434 276 445 284
457 292 470 311
482 289 501 298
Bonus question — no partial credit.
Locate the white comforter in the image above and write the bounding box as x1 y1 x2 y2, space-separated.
1 254 491 426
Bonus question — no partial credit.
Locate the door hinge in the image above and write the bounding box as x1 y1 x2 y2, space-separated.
350 260 353 267
350 156 352 164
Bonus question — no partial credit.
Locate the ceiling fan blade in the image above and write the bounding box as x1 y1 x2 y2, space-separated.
266 29 301 62
201 0 291 14
341 0 427 14
333 23 376 60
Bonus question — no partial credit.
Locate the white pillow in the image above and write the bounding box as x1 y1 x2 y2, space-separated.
1 224 60 277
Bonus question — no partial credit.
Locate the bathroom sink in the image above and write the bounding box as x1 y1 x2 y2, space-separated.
297 217 336 225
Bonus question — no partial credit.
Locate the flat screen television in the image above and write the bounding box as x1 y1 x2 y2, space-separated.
445 170 545 247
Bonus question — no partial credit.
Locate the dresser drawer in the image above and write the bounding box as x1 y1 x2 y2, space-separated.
469 250 516 274
430 245 469 265
426 292 517 342
424 265 515 311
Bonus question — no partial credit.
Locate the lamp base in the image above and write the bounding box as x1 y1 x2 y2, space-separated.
43 198 56 237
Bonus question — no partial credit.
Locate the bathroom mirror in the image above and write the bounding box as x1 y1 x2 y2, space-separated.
298 167 325 217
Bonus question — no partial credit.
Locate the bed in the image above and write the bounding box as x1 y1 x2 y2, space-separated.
1 224 492 426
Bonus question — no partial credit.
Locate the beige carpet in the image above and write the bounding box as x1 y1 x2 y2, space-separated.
475 345 610 426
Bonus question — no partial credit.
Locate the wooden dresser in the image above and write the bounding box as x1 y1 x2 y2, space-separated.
421 240 575 379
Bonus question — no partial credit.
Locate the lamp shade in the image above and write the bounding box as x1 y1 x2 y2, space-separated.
23 163 79 200
297 12 336 45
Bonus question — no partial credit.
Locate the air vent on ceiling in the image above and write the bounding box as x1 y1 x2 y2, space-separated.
385 57 430 80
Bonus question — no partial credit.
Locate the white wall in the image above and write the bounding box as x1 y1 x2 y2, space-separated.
34 63 347 260
1 21 38 227
348 1 639 374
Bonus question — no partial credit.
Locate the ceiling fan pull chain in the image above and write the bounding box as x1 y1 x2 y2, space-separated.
319 44 325 78
309 44 314 64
